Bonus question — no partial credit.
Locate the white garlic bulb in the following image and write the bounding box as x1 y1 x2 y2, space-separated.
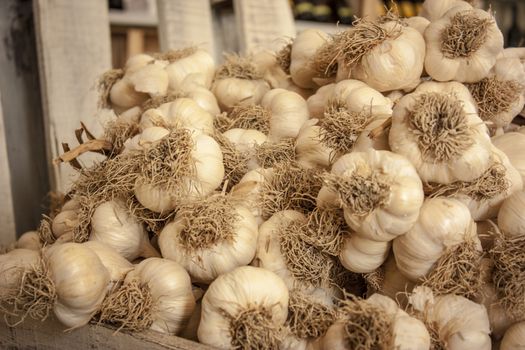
317 149 423 242
223 128 268 170
0 249 40 297
212 55 271 112
122 126 170 153
353 115 391 152
290 29 332 89
198 266 289 349
404 16 431 36
15 231 42 251
230 167 267 224
127 63 169 97
381 254 415 307
261 88 310 142
51 199 80 240
179 78 221 116
82 241 133 285
493 132 525 183
420 0 462 22
140 97 214 135
393 197 478 282
498 190 525 237
501 322 525 350
467 57 525 130
424 2 504 83
163 48 215 90
133 128 224 213
158 195 258 283
339 235 391 274
411 287 491 350
89 200 160 261
45 242 111 328
389 81 492 183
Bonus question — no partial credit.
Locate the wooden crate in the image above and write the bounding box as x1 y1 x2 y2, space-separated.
0 316 215 350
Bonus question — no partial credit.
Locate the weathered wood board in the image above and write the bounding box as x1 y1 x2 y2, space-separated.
0 91 16 246
33 0 111 193
0 316 215 350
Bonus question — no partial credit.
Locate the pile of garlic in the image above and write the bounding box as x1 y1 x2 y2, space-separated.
2 0 525 349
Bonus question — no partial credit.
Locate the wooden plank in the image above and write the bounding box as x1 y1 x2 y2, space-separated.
233 0 296 54
33 0 111 193
156 0 215 56
127 28 146 57
0 0 51 236
0 316 214 350
0 91 16 246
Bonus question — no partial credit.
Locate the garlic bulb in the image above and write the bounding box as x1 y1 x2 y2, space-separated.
319 294 430 350
89 200 160 261
420 0 462 22
432 147 523 221
424 2 504 83
256 210 350 298
501 322 525 350
353 115 391 152
0 249 40 297
198 266 289 349
381 254 415 307
123 126 170 153
15 231 42 251
389 81 492 183
252 48 290 90
51 199 80 240
467 57 525 130
46 243 110 328
325 18 425 92
127 63 169 97
261 88 309 142
223 128 268 170
306 79 393 119
498 190 525 237
339 235 391 273
290 29 332 89
230 167 267 224
100 258 195 334
140 97 214 134
158 194 258 283
393 198 481 290
162 48 215 90
410 286 491 350
179 78 221 116
212 54 271 111
81 241 133 285
404 16 430 36
317 149 423 242
493 132 525 183
133 128 224 213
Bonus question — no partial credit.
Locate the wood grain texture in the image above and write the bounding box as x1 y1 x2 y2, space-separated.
0 316 215 350
33 0 111 193
233 0 295 54
0 91 16 245
157 0 215 56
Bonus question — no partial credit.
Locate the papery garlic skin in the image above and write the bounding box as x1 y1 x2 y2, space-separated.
140 98 214 134
82 241 133 284
109 77 149 110
45 243 110 328
339 235 391 273
127 63 169 97
213 78 270 112
501 322 525 350
123 126 170 153
198 266 289 349
498 190 525 237
89 200 158 261
389 81 492 183
317 150 424 242
15 231 42 251
290 29 332 89
125 258 195 334
165 49 215 90
0 249 40 296
424 3 504 83
393 197 477 281
353 116 391 152
420 0 462 22
452 147 523 221
51 200 80 239
159 204 258 283
223 128 268 170
179 78 221 116
306 80 393 119
493 132 525 184
295 119 332 169
134 132 224 213
262 88 310 142
349 22 426 92
404 16 430 36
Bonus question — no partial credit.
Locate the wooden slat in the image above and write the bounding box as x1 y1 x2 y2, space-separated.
33 0 111 193
0 91 16 245
0 316 215 350
156 0 215 55
233 0 295 54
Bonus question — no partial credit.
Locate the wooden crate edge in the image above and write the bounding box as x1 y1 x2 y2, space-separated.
0 316 215 350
